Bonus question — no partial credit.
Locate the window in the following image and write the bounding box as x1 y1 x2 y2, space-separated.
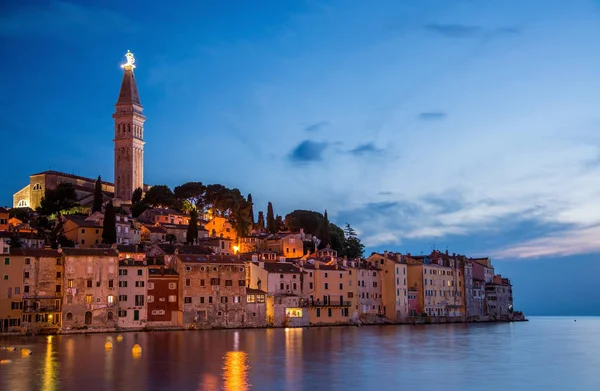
340 273 343 278
4 258 9 265
137 269 143 276
286 308 303 318
56 285 61 293
168 295 176 302
257 295 265 303
24 271 29 279
293 283 297 290
316 308 321 317
225 280 233 287
3 275 9 280
87 280 93 288
135 281 145 288
25 258 30 265
247 295 255 303
133 310 139 321
339 283 343 290
348 292 354 298
184 297 192 304
108 280 114 288
119 281 127 288
147 295 154 302
168 282 176 290
221 296 228 303
81 229 86 234
66 312 73 321
309 282 313 290
108 295 115 304
210 278 219 286
85 295 93 304
119 295 127 301
24 285 30 293
14 287 20 295
185 279 191 286
292 274 297 279
325 273 328 278
135 295 144 306
200 279 205 286
328 308 332 317
118 310 127 317
233 296 240 303
280 283 284 290
324 283 329 290
107 312 114 321
119 269 128 276
238 280 245 287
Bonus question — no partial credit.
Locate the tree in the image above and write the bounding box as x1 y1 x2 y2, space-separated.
174 182 205 211
132 188 143 204
102 201 117 244
92 176 103 213
166 234 177 244
229 197 252 237
48 218 75 249
343 223 364 259
284 210 323 235
186 208 199 244
266 202 276 234
143 185 176 208
256 211 265 231
319 210 331 249
329 223 345 254
247 193 255 226
9 208 31 224
275 215 286 232
37 183 79 216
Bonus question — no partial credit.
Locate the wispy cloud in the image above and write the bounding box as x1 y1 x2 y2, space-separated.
418 111 447 121
304 121 330 132
288 140 328 163
0 1 137 37
349 142 383 156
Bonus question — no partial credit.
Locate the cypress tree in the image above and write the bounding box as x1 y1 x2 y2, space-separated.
320 209 331 248
247 193 255 226
256 211 265 231
266 202 277 234
186 208 199 244
102 201 117 244
92 176 103 213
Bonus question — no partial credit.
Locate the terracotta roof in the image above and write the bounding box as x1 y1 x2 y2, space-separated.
30 170 114 187
61 248 118 257
9 248 61 257
257 262 301 274
148 267 178 276
175 254 244 264
0 207 9 213
117 244 145 253
119 258 148 267
302 263 348 271
158 244 214 255
143 225 166 234
65 216 102 228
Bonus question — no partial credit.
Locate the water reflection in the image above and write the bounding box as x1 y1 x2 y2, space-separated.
285 328 303 391
42 336 59 391
222 351 250 391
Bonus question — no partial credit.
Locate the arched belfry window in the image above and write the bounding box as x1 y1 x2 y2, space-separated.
32 183 42 191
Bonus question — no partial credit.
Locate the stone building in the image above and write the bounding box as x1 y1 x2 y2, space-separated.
204 217 237 240
174 253 247 329
0 207 9 231
141 224 167 244
61 248 119 331
245 288 268 327
117 258 148 329
486 275 513 319
16 248 63 333
0 231 45 249
246 260 304 296
350 260 383 316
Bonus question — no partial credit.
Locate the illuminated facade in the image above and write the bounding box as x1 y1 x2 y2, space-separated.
366 252 409 322
117 259 148 328
113 51 145 203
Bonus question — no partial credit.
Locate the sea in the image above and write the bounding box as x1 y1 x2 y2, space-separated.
0 317 597 391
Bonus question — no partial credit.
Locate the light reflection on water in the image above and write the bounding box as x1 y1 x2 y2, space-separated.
1 318 600 391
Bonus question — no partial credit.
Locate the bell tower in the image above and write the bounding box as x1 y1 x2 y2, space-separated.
113 50 145 203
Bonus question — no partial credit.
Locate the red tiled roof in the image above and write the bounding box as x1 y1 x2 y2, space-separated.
61 248 118 257
9 248 61 257
175 254 244 264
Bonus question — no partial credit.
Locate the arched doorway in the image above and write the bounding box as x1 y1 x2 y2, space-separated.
85 311 92 325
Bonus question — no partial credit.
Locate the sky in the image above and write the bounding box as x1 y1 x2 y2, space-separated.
1 0 599 315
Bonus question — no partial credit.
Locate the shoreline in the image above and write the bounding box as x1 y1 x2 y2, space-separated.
0 316 528 338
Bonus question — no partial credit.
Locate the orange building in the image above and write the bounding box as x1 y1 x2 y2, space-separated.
204 216 237 240
0 207 9 231
63 216 103 248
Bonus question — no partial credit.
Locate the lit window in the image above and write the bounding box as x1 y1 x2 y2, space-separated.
108 295 115 304
285 308 302 318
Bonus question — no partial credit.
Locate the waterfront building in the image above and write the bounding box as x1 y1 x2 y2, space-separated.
245 288 268 327
174 253 247 329
14 249 63 333
0 250 25 332
366 252 409 322
117 258 148 329
61 248 119 331
63 216 103 249
300 260 354 325
146 264 181 327
348 260 383 316
486 275 514 319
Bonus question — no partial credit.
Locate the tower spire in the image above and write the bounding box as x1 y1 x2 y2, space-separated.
113 50 145 203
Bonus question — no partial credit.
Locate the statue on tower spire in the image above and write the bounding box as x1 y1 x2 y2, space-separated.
121 50 136 71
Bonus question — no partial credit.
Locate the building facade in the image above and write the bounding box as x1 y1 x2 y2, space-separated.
117 259 148 329
147 266 181 327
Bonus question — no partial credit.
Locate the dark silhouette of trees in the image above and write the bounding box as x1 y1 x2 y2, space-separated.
186 208 199 244
92 176 103 213
37 183 79 216
102 201 117 244
266 202 276 234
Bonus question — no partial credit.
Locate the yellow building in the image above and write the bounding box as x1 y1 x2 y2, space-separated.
205 216 237 240
263 232 304 257
300 261 355 325
406 252 464 318
63 216 103 248
366 252 409 322
0 249 25 332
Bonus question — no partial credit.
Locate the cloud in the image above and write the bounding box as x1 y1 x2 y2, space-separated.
288 140 328 163
492 225 600 259
304 121 330 132
0 1 137 37
349 142 383 156
423 24 520 39
418 111 447 121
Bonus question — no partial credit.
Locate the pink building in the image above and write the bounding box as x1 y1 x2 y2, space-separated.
408 288 419 316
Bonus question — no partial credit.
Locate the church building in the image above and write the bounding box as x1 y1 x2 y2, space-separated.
13 51 147 209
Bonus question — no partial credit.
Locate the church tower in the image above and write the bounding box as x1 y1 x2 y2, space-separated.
113 50 145 202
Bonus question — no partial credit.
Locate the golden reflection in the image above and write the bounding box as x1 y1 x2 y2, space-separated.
197 373 219 391
41 337 59 391
222 351 250 391
285 328 303 390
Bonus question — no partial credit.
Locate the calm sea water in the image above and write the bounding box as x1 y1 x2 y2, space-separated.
0 317 598 391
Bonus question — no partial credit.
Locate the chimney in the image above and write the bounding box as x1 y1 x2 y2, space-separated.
342 259 347 267
174 248 179 255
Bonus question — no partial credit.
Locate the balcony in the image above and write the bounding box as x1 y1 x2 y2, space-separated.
302 300 351 307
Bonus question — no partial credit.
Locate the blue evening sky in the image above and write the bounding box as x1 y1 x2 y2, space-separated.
1 0 599 315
